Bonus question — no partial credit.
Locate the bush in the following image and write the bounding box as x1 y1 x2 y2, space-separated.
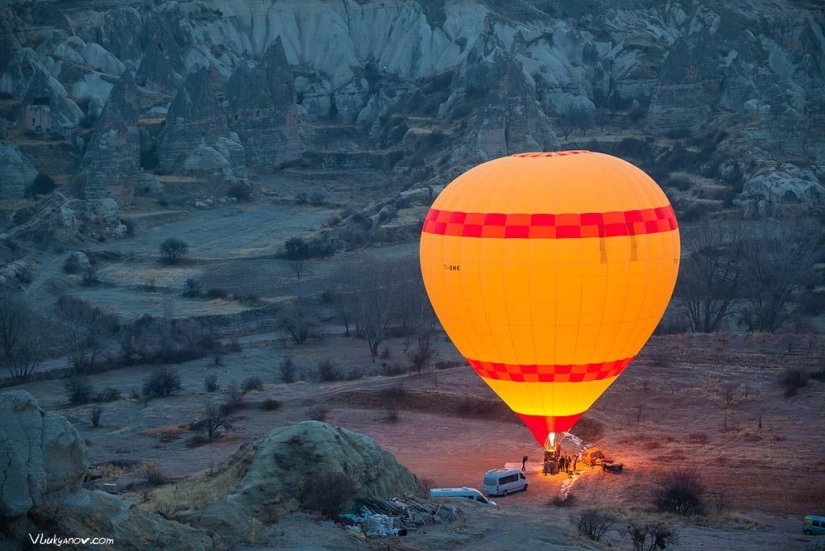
304 471 357 518
308 405 329 422
779 368 808 397
79 113 97 129
90 406 103 427
25 173 58 198
242 376 263 392
204 374 219 392
295 192 308 204
627 522 678 551
120 316 219 365
309 191 326 206
279 355 296 383
205 288 230 300
261 398 282 411
144 466 169 487
318 359 341 382
159 238 189 262
227 183 252 201
96 386 120 403
220 381 245 414
66 378 95 404
575 509 616 541
381 362 407 376
182 278 202 297
653 469 706 515
142 367 182 399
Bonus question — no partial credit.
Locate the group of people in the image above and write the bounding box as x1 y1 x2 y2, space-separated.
520 449 582 476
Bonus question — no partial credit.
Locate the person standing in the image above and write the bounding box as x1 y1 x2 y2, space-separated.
572 452 578 472
522 455 528 471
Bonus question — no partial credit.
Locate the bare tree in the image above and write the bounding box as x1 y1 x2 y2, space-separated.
740 222 817 332
675 220 747 332
393 259 438 352
329 288 353 336
191 403 229 441
277 297 318 344
627 522 678 551
557 104 593 141
341 260 408 361
290 259 308 282
57 296 105 373
0 292 43 381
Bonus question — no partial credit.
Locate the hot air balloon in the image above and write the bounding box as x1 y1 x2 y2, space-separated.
419 151 680 447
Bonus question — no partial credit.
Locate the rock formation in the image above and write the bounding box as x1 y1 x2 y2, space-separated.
226 37 303 170
168 421 422 543
0 391 214 550
646 35 719 134
439 31 559 161
0 144 38 198
158 66 247 183
73 74 140 206
0 390 87 517
18 68 83 131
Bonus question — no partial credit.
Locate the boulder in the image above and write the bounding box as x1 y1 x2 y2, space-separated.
740 164 825 214
0 391 214 550
175 421 422 543
0 145 37 198
0 390 87 517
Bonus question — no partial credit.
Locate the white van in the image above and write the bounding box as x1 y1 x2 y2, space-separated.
805 515 825 535
429 487 497 507
482 468 528 496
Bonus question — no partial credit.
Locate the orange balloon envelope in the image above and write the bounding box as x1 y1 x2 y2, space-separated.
419 151 680 446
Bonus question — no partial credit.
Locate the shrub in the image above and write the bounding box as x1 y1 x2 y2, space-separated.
382 362 407 376
120 316 219 365
66 378 95 404
304 471 357 518
653 469 705 515
159 238 189 262
142 367 182 399
96 386 121 403
279 355 296 383
550 494 576 507
204 374 219 392
575 509 616 541
627 522 678 551
261 398 282 411
25 173 58 198
242 376 263 392
220 381 245 414
308 405 329 422
182 278 202 297
144 466 169 487
318 359 341 382
79 113 97 129
309 191 326 206
295 192 308 204
434 360 462 370
779 368 808 397
205 288 230 300
90 406 103 427
227 183 252 201
81 266 100 286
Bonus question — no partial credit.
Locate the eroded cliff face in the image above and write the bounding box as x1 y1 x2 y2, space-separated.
0 0 822 207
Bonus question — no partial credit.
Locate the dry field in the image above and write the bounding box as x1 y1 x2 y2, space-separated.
9 329 825 550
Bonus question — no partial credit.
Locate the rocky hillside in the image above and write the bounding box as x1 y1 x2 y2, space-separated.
0 0 823 241
143 420 424 544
